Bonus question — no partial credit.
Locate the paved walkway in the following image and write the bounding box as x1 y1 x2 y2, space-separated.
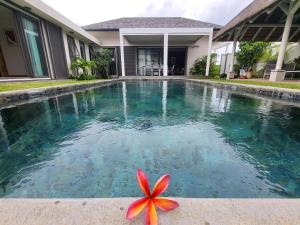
0 198 300 225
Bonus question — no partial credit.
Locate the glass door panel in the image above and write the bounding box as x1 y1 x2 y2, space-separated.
21 17 47 77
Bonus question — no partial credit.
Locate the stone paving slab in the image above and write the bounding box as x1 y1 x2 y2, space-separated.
0 198 300 225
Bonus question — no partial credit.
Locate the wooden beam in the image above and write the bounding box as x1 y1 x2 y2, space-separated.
265 27 277 41
247 24 300 28
252 27 263 41
279 2 289 15
291 0 300 14
289 27 300 41
239 27 248 40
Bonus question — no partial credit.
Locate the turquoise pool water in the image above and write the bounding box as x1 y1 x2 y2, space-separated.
0 80 300 198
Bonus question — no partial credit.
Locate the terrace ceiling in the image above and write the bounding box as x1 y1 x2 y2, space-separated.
214 0 300 42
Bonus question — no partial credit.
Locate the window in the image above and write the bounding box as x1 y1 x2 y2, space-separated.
79 41 86 59
67 35 77 60
21 16 47 77
88 45 95 60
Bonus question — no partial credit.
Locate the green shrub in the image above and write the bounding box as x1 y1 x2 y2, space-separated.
236 42 270 71
94 49 113 78
70 56 96 80
190 53 218 76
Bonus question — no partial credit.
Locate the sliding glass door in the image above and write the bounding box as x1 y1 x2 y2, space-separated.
138 48 162 68
21 16 47 77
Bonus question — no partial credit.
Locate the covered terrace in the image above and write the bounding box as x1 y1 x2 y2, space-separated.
214 0 300 81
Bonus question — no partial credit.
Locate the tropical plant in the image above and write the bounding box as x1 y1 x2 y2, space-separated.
126 169 179 225
70 56 96 80
190 53 219 76
94 49 113 78
236 42 270 71
293 56 300 70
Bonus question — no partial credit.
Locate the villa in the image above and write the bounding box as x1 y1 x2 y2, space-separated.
1 0 300 225
83 17 221 77
1 0 300 81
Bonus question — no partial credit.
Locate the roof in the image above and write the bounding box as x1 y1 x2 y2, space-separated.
83 17 222 31
8 0 101 45
214 0 300 42
214 0 280 40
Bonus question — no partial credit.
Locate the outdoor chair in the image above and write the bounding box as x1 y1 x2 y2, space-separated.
283 63 297 80
263 63 276 79
168 65 175 75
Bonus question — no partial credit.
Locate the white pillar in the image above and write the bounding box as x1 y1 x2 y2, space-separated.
162 80 168 121
276 4 294 70
163 33 168 76
122 81 127 120
119 32 125 76
227 39 237 79
205 30 213 76
270 2 296 81
72 93 79 119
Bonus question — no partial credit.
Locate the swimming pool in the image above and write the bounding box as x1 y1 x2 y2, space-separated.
0 80 300 198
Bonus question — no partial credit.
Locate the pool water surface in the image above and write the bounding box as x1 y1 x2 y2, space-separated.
0 80 300 198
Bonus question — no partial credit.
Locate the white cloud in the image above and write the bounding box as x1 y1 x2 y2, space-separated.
41 0 253 26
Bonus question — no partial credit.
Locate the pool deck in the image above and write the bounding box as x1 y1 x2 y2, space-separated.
1 77 300 107
0 198 300 225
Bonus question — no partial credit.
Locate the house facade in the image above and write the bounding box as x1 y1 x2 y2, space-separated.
83 17 221 76
0 0 100 80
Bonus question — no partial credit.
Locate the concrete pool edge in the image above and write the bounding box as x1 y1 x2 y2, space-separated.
187 78 300 101
1 77 300 107
0 79 117 107
0 198 300 225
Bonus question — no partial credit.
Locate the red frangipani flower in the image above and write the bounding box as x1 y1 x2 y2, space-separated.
126 169 179 225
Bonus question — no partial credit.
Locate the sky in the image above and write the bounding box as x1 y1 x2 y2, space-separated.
41 0 253 26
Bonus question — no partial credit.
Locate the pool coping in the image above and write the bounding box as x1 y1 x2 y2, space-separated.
1 77 300 108
0 198 300 225
187 79 300 101
0 79 117 108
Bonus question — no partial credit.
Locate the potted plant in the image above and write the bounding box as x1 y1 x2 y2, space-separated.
236 42 270 79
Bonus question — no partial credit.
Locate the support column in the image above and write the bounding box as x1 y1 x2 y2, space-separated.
205 30 213 76
270 2 295 81
122 81 127 120
227 39 237 79
163 33 168 76
119 32 125 76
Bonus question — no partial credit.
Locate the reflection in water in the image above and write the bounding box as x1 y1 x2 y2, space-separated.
0 81 300 198
162 81 167 121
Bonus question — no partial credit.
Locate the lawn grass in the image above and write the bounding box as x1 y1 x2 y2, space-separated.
0 80 102 92
194 77 300 90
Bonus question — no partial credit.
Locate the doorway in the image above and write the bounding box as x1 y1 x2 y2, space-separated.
168 48 187 75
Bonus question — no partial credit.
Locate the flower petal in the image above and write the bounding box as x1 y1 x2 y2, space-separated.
145 200 158 225
153 197 179 212
126 197 149 220
152 174 170 197
137 169 151 197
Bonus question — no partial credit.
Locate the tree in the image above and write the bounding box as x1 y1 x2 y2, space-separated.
236 42 270 71
94 49 113 78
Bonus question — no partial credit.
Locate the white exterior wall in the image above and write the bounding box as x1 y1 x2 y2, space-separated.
88 31 130 46
0 7 27 76
186 36 209 75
